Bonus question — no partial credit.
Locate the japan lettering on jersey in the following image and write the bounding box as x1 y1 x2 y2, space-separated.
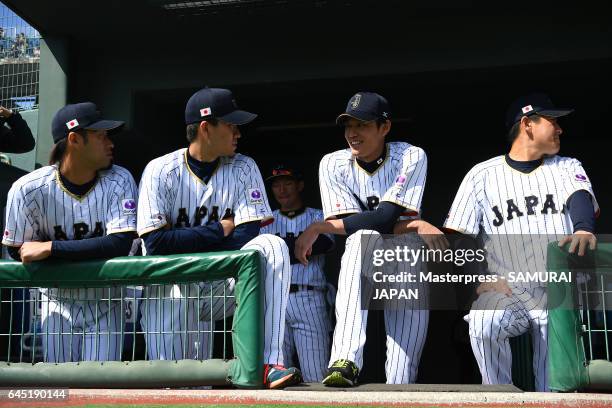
261 207 333 287
3 164 137 246
444 155 599 286
319 142 426 221
137 148 272 238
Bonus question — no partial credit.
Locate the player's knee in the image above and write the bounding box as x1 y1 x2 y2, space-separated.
468 309 509 340
346 229 383 252
349 229 380 239
247 233 289 257
347 229 381 245
260 233 286 247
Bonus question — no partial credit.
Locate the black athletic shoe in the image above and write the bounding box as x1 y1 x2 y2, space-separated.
322 359 359 387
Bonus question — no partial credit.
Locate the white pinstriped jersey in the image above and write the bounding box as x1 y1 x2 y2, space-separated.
319 142 426 221
2 164 138 298
444 155 599 287
3 164 137 245
137 148 272 239
261 207 332 287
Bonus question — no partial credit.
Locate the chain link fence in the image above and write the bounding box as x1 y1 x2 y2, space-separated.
0 284 234 364
0 3 40 112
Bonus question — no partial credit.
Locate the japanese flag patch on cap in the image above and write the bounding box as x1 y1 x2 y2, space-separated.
66 119 79 129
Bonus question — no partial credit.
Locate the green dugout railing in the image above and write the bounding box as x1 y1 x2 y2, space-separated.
0 250 264 388
548 242 612 392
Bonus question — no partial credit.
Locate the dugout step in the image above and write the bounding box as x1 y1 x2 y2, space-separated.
284 383 523 392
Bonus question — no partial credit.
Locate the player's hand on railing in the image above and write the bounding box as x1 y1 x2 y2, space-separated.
220 217 235 237
476 279 512 297
295 225 318 266
413 220 449 251
558 230 597 256
19 241 52 263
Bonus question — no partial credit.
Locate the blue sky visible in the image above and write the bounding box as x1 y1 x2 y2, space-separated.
1 2 39 38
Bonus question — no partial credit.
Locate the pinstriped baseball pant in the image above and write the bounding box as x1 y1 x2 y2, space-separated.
466 286 548 391
142 234 291 366
330 229 429 384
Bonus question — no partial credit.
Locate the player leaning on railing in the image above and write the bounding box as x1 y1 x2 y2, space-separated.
1 102 138 363
136 87 302 389
443 93 599 391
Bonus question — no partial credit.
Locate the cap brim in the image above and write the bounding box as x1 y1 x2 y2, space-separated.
265 174 298 182
84 119 125 132
336 112 379 125
537 109 574 118
218 110 258 126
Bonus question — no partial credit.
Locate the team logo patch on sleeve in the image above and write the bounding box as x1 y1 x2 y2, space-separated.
575 174 588 182
3 229 11 238
395 175 407 186
122 199 137 215
248 189 264 204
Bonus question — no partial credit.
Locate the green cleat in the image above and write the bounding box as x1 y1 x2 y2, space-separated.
322 359 359 387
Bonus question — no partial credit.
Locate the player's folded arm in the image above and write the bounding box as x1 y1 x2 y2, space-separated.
140 222 225 255
342 201 405 235
209 220 261 252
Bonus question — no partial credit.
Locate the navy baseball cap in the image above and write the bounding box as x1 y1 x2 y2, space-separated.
506 93 574 130
336 92 391 125
51 102 124 143
266 164 302 182
185 88 257 126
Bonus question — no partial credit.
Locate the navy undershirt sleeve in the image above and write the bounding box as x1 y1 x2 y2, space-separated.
142 222 224 255
50 232 137 261
210 221 261 252
343 201 405 235
568 190 596 233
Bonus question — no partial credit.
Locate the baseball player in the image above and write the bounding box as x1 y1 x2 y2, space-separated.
136 87 302 389
261 164 334 382
295 92 447 386
2 102 138 363
443 93 599 391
